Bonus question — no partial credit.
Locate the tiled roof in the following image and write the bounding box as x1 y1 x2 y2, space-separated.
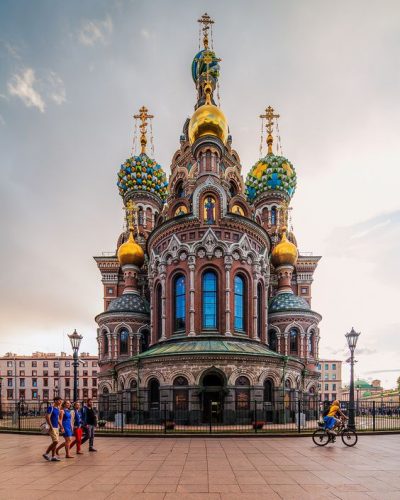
107 293 149 314
269 292 311 313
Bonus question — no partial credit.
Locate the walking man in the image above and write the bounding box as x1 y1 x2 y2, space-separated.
82 399 98 452
42 396 63 462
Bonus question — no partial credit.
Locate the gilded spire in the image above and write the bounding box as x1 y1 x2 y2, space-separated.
198 12 214 49
134 105 154 154
260 106 280 154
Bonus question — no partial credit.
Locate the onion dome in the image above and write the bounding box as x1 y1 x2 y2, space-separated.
188 82 228 145
117 153 168 202
271 229 298 267
269 292 310 313
117 230 145 267
191 49 220 83
107 293 149 314
245 153 297 202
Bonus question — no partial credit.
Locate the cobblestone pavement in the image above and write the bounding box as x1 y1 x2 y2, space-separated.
0 434 399 499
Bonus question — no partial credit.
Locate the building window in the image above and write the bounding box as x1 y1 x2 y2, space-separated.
92 389 97 398
331 374 336 380
32 370 37 376
83 370 88 377
268 330 277 352
32 361 37 367
65 361 70 367
54 362 59 368
108 288 113 294
103 333 109 355
54 371 59 377
324 374 329 380
43 390 49 399
202 271 218 329
7 361 12 367
7 370 12 376
19 371 25 376
7 390 13 399
92 379 97 387
92 362 97 367
324 383 329 391
19 361 25 367
20 379 25 387
257 282 262 338
317 363 321 370
32 378 37 387
173 376 188 411
140 329 150 352
83 378 88 387
43 370 48 376
173 274 186 332
332 384 336 391
235 376 250 410
156 283 162 339
234 275 245 332
65 370 70 376
271 206 277 225
325 363 329 370
119 329 129 355
332 363 336 370
289 328 298 355
83 389 89 398
138 208 144 225
65 379 70 387
264 379 274 403
19 390 25 399
43 378 48 387
43 361 48 367
7 378 12 387
148 379 160 408
32 390 38 399
332 393 337 400
301 287 308 294
308 332 314 355
65 389 70 399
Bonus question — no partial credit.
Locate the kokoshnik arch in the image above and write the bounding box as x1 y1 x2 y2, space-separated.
94 14 322 421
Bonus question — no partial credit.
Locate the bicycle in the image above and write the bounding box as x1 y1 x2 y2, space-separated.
312 416 358 447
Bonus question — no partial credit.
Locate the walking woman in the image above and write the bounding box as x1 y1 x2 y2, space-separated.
70 402 84 454
56 400 74 458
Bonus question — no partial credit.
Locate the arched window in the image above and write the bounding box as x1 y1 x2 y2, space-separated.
156 284 162 339
138 208 144 225
102 387 109 396
264 379 274 403
173 376 188 412
103 333 109 355
175 180 184 198
119 329 129 355
308 331 314 355
285 379 292 390
202 271 218 329
141 329 150 352
235 376 250 410
257 283 263 338
229 181 237 197
289 328 299 354
271 206 277 225
234 275 245 332
268 330 277 352
148 378 160 408
173 274 186 332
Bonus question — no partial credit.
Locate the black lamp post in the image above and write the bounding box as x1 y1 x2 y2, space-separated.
68 329 83 403
0 376 3 419
345 327 360 431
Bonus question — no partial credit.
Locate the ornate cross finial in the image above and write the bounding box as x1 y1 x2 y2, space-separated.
198 12 214 49
260 106 280 154
134 105 154 154
125 199 138 232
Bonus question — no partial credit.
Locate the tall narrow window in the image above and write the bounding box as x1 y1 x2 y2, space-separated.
308 331 314 355
138 208 144 225
290 328 298 354
119 329 129 354
202 271 218 329
271 206 277 225
268 330 277 351
257 283 263 338
234 275 245 331
103 333 109 355
264 379 274 403
156 284 162 339
174 274 186 332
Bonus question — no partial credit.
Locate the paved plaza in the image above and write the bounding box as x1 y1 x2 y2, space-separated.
0 434 399 499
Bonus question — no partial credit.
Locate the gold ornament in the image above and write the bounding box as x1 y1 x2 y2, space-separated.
271 228 298 267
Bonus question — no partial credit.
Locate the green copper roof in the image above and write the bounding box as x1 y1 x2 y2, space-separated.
139 338 282 359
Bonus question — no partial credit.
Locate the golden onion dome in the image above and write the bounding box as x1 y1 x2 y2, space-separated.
117 230 145 267
271 229 298 267
188 82 228 145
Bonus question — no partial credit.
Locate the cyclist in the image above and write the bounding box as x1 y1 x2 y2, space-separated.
323 399 348 438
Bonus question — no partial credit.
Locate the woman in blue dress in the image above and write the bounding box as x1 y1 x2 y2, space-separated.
55 400 74 458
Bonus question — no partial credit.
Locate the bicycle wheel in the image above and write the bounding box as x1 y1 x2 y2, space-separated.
341 429 358 447
312 429 330 446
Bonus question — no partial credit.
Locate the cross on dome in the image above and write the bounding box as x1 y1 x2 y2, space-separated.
198 12 214 49
260 106 280 154
134 106 154 154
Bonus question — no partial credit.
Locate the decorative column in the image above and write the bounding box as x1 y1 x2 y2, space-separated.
284 333 288 355
107 333 112 360
129 333 135 356
224 255 232 336
300 333 305 358
160 264 167 340
188 255 196 336
113 333 118 359
252 271 259 340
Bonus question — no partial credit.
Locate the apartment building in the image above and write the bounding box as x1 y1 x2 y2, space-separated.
0 351 98 404
316 359 342 402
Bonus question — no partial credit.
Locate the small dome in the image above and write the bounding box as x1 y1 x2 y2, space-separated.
107 293 149 314
188 102 228 145
117 153 168 202
245 153 297 202
191 49 220 83
271 230 298 267
269 292 310 313
117 231 145 267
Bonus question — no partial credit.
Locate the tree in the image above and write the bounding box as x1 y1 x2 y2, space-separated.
397 376 400 392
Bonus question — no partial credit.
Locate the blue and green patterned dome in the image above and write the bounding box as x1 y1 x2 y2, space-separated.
245 153 297 203
269 292 310 314
117 153 168 202
191 49 220 83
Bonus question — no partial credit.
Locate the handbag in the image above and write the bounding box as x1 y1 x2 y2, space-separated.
40 407 53 435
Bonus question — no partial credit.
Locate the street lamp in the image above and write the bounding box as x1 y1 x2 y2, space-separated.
68 329 83 403
345 327 360 431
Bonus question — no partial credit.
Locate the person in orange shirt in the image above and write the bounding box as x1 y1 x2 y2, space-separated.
323 400 348 436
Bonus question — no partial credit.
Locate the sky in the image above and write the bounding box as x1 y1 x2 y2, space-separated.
0 0 399 389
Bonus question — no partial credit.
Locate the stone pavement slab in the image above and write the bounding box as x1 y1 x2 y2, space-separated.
0 434 399 499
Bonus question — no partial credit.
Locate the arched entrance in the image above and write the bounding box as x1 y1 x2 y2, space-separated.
201 371 225 423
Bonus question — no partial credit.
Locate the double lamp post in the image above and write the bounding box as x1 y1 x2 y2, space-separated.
345 327 361 431
68 329 83 403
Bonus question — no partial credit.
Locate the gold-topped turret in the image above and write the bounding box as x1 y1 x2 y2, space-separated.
260 106 280 155
134 106 154 155
271 227 298 267
117 200 145 267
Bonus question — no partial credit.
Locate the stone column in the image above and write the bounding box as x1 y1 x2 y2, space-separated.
160 264 167 340
129 333 134 356
148 275 154 344
252 272 259 340
300 333 305 358
113 333 118 359
188 255 196 336
284 333 288 356
224 255 233 336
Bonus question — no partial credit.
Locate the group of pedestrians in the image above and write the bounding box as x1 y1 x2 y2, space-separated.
42 396 98 462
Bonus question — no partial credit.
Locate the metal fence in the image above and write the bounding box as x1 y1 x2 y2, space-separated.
0 400 399 434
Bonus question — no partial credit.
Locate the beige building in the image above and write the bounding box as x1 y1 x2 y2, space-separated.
0 352 98 405
316 359 342 402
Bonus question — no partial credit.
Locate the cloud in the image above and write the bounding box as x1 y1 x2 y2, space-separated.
141 29 150 39
0 114 5 126
47 71 66 105
7 68 45 112
78 16 113 46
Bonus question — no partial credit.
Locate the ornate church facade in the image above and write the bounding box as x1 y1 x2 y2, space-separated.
94 14 322 422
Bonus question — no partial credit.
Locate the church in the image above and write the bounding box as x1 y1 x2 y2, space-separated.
94 14 322 424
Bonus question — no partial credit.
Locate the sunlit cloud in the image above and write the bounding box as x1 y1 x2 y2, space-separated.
78 15 113 46
47 71 66 105
7 68 45 112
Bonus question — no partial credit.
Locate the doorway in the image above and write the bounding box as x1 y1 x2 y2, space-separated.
202 372 225 423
